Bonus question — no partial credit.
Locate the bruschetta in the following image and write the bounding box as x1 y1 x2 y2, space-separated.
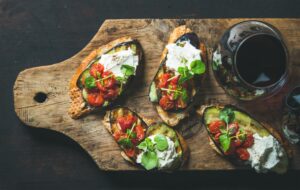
104 107 189 170
69 37 143 119
149 25 207 127
198 104 290 174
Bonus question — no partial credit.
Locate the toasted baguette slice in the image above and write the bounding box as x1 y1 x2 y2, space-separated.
68 37 143 119
149 25 207 127
198 104 291 174
103 107 189 170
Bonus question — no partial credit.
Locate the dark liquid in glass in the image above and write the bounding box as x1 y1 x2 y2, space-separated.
236 34 286 87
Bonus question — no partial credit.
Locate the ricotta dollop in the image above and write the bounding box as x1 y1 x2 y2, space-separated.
136 135 178 169
165 41 201 74
99 48 139 77
247 133 285 173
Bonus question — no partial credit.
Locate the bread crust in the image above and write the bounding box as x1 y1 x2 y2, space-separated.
155 25 207 127
68 37 136 119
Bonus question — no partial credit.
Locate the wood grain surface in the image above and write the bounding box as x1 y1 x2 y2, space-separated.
13 19 300 171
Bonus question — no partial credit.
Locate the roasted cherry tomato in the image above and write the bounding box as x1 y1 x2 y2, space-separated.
242 134 254 148
87 92 104 107
113 130 122 141
124 148 135 158
158 73 171 88
170 75 179 85
228 122 239 136
90 63 104 78
96 81 106 92
233 139 242 147
159 95 175 110
117 115 137 132
135 124 145 140
236 148 250 160
208 120 226 134
103 88 119 100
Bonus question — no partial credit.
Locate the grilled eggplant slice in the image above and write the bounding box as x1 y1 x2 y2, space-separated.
104 107 189 170
105 107 148 164
199 104 289 174
69 37 143 119
142 123 189 170
149 25 207 127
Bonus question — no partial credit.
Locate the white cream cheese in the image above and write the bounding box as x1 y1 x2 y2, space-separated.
99 48 139 77
247 133 285 173
165 41 201 74
136 135 178 169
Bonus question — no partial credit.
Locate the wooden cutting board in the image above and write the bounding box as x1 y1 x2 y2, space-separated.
13 19 300 171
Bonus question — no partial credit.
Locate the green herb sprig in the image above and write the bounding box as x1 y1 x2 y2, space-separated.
137 134 169 170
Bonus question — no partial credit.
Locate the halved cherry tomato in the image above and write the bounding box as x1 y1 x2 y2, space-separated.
135 124 145 140
104 77 116 88
233 139 242 147
90 63 104 78
159 95 175 110
96 81 106 92
113 130 123 141
228 122 239 136
236 148 250 161
117 115 137 132
242 134 254 148
208 120 226 134
102 70 112 78
124 148 135 158
158 73 171 88
103 88 119 100
87 92 104 107
170 75 179 85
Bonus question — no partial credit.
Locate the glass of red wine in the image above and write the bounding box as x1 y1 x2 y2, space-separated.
213 20 289 101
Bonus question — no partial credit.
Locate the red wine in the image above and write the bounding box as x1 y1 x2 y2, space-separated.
235 34 287 88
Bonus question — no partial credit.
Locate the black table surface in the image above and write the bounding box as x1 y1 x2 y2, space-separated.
1 0 300 189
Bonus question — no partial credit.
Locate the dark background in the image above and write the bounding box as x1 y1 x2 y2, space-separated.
1 0 300 189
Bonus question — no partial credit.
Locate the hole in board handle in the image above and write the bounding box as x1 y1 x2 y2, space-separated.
34 92 47 103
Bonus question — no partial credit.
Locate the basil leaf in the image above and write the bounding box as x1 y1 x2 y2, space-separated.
118 138 132 149
219 134 231 152
84 76 96 89
138 138 155 152
141 151 158 170
178 66 193 84
126 129 137 139
137 141 148 151
121 64 135 77
190 60 206 75
154 134 168 151
219 107 235 124
145 138 155 151
181 88 189 103
116 76 126 83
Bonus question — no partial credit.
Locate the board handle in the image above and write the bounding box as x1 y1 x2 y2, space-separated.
13 62 76 129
